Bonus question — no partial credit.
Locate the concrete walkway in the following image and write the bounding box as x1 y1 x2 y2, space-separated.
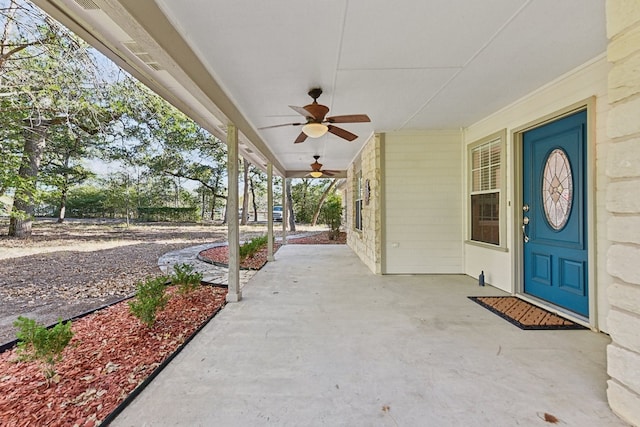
156 234 320 287
157 242 257 287
114 245 627 427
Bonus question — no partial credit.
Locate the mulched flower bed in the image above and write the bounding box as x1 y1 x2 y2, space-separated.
290 231 346 245
198 231 346 269
0 286 227 427
199 244 282 270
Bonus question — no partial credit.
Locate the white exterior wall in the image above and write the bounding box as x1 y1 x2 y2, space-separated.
383 130 463 274
463 56 612 332
605 1 640 424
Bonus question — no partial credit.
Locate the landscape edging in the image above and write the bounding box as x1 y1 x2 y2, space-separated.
100 303 225 426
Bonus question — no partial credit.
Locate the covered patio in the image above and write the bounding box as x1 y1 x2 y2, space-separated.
111 244 624 426
28 1 640 424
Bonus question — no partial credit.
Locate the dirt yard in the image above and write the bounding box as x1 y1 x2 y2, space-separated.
0 218 322 346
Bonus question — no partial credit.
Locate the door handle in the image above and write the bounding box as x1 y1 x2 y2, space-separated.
522 216 530 243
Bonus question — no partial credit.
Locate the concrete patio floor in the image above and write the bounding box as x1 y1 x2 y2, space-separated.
112 244 627 427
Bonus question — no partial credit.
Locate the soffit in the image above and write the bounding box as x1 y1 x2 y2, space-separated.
33 0 606 176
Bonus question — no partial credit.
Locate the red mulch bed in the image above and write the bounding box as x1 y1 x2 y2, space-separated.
0 286 227 426
291 231 346 245
199 244 282 270
198 231 346 269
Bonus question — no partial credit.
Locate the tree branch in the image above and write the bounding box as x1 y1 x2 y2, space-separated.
0 34 56 68
163 169 227 199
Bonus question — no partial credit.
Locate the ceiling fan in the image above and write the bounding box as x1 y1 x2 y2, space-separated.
259 88 370 144
307 155 338 178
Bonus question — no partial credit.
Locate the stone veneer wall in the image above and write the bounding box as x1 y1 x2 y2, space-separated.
605 1 640 425
346 134 382 274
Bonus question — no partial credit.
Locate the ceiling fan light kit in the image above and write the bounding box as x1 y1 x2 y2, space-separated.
259 88 370 144
307 155 337 178
302 122 328 138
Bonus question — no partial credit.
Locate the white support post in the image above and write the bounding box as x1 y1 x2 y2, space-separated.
267 163 274 261
226 123 241 302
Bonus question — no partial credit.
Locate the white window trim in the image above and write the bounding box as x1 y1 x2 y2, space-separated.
354 169 363 232
466 129 507 250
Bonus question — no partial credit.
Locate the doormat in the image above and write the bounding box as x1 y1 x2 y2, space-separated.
468 296 587 330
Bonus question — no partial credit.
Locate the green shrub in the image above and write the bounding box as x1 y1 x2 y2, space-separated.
13 316 74 379
239 235 268 260
171 263 203 294
320 194 343 240
129 276 170 327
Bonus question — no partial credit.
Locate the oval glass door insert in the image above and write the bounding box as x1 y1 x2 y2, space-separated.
542 148 573 230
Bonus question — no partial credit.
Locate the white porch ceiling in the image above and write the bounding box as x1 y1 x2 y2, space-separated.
34 0 606 176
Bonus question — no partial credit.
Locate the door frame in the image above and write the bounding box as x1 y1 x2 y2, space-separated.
511 97 597 329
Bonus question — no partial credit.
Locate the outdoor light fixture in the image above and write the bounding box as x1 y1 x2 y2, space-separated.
309 171 323 178
302 122 328 138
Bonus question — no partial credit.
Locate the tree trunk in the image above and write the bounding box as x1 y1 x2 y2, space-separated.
174 177 180 207
211 176 220 220
57 187 67 223
124 173 130 227
223 201 229 224
201 190 206 220
211 189 217 220
311 178 337 226
56 153 72 224
249 177 258 221
286 178 295 232
241 158 249 225
9 122 49 237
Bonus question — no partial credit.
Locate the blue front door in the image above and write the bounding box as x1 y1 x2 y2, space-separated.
522 110 588 316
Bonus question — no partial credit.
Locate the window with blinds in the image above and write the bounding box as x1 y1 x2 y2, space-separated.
470 138 501 245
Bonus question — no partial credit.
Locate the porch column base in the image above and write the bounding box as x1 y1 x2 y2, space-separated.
226 291 242 303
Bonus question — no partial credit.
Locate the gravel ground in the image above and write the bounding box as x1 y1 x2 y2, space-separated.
0 218 317 346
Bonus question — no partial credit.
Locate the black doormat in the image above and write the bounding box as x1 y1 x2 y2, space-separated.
468 296 587 330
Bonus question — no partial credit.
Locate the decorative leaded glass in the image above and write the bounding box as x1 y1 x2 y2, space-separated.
542 148 573 230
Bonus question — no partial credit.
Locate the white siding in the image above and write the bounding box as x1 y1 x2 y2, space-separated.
384 131 463 274
463 55 612 330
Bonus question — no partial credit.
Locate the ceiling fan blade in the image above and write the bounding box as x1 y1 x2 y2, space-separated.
290 105 316 119
258 122 304 130
325 114 370 124
327 125 357 141
294 132 308 144
322 170 335 176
